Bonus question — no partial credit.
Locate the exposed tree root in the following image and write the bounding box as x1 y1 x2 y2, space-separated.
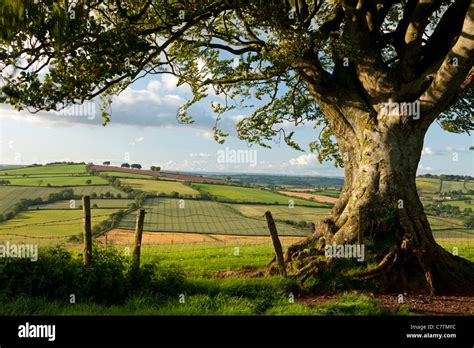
264 224 474 295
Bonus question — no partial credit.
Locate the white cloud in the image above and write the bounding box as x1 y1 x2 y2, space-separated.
418 163 432 171
189 153 212 158
421 147 436 155
289 153 319 166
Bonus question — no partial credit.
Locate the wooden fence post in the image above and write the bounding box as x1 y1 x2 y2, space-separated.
131 209 146 272
264 211 287 277
82 195 92 266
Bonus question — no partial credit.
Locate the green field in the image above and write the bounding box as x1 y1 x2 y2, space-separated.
4 175 108 186
0 164 86 175
230 204 331 223
0 209 119 244
120 178 198 196
440 200 474 210
312 189 341 198
416 177 474 193
193 183 328 207
0 186 126 215
29 199 135 210
99 171 154 179
117 198 310 236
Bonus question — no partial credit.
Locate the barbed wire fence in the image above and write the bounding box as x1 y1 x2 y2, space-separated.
0 195 472 266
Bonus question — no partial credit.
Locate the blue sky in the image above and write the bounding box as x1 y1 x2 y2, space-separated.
0 74 472 176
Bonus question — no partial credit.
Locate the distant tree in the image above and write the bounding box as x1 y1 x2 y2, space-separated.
131 163 142 169
150 166 161 172
464 216 474 229
85 179 92 185
103 161 111 166
0 180 11 185
92 203 98 209
91 192 98 199
121 163 130 168
85 162 94 173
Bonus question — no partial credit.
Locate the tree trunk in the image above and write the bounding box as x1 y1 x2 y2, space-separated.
276 110 474 295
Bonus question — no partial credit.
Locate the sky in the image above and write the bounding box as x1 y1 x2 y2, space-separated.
0 74 473 177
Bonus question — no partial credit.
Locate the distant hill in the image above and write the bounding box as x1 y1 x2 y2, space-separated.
200 173 345 187
0 165 25 170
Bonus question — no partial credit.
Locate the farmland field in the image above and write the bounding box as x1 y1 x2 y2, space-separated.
29 199 135 210
230 204 331 223
440 200 474 210
415 177 474 193
0 164 86 175
4 176 108 186
0 185 125 215
99 171 154 179
192 183 329 207
0 209 120 244
120 178 199 195
117 198 311 237
278 191 338 204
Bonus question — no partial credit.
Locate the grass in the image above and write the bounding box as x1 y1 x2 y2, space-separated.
312 189 341 198
99 171 154 179
416 178 440 192
29 199 135 210
4 176 108 186
120 178 198 195
193 183 326 207
415 177 474 193
0 209 120 244
117 198 310 237
0 164 86 175
230 204 331 223
0 185 125 215
439 200 474 210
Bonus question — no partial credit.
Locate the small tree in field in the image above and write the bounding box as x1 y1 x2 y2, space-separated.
103 161 111 166
121 163 130 168
131 163 142 169
1 1 473 294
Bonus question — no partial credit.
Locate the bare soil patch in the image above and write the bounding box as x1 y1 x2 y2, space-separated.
279 191 338 204
298 293 474 315
99 229 305 245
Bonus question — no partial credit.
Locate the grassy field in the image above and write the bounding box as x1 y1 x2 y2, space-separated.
0 164 86 175
0 209 119 244
312 189 341 198
0 186 126 215
120 178 198 195
4 176 108 186
117 198 310 237
29 199 135 210
230 204 331 223
416 177 474 193
99 171 154 179
193 183 328 207
439 200 474 210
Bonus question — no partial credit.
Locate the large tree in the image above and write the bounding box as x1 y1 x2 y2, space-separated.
0 0 473 294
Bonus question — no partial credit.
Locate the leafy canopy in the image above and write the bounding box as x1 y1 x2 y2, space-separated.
0 0 472 166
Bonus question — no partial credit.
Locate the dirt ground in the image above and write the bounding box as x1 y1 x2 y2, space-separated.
298 293 474 315
99 229 305 245
278 191 338 204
